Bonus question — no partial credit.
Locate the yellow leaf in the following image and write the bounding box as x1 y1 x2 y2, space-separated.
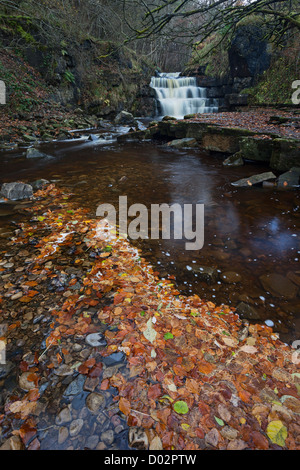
267 420 287 447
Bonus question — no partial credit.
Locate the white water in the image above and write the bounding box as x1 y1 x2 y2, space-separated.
150 72 218 119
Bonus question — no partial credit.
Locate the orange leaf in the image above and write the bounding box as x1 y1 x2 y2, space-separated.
119 397 131 416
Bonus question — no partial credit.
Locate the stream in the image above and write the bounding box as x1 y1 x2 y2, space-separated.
0 123 299 345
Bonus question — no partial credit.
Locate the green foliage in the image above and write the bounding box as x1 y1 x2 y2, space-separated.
188 33 230 78
246 53 299 105
0 56 45 113
64 70 75 84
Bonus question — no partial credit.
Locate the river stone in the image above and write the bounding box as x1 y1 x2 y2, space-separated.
86 392 106 412
220 271 242 283
100 430 114 446
1 182 33 201
58 426 69 445
69 418 84 437
223 151 244 167
114 111 136 126
231 171 276 187
0 435 24 450
19 371 37 391
64 374 85 396
26 148 52 159
102 351 125 366
197 266 219 284
30 179 50 190
85 332 107 347
259 273 298 299
56 407 72 425
168 137 198 148
236 302 261 320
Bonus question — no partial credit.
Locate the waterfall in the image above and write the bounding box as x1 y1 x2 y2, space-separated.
150 72 218 119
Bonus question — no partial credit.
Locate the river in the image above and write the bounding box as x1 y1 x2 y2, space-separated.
0 124 299 344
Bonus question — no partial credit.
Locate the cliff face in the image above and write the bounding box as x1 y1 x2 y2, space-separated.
0 17 156 119
185 21 299 109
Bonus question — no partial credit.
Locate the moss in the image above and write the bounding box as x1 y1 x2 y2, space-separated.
245 43 300 105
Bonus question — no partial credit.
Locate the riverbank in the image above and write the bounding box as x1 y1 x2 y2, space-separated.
120 108 300 174
0 184 299 450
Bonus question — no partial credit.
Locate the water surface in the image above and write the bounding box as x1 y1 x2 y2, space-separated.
0 131 299 343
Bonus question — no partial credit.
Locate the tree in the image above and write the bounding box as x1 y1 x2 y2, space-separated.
121 0 300 50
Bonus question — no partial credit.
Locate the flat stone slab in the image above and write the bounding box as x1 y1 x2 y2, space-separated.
259 273 298 299
231 171 276 187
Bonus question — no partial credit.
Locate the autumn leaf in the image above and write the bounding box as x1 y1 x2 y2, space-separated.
119 397 131 416
267 420 287 447
173 401 189 415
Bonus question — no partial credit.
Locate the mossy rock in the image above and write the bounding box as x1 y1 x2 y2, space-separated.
270 139 300 171
240 136 274 162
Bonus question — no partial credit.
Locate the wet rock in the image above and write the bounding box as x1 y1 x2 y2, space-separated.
1 182 33 201
168 137 198 148
114 111 136 126
26 148 52 159
53 364 74 376
69 418 84 437
0 435 24 450
277 167 300 188
128 427 149 450
236 302 261 320
259 273 298 299
196 266 219 284
58 426 69 445
220 271 242 284
19 371 38 391
86 392 106 412
85 332 107 347
231 171 276 187
100 430 114 446
102 351 125 366
64 374 85 396
86 435 99 449
30 179 50 190
223 151 244 166
56 407 72 425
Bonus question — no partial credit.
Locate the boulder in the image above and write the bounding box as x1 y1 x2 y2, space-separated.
239 136 274 163
114 110 136 126
270 139 300 171
1 182 33 201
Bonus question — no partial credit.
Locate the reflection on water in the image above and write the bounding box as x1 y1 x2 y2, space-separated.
0 134 299 343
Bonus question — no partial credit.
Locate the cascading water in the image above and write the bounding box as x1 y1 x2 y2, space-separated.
150 72 218 119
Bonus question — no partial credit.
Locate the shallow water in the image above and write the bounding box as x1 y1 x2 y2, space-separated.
0 128 299 343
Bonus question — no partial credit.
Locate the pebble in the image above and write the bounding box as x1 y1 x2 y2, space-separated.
86 392 106 412
19 371 38 391
64 374 85 396
58 426 69 445
69 418 84 437
100 430 114 446
85 332 107 347
56 407 72 425
11 292 23 300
